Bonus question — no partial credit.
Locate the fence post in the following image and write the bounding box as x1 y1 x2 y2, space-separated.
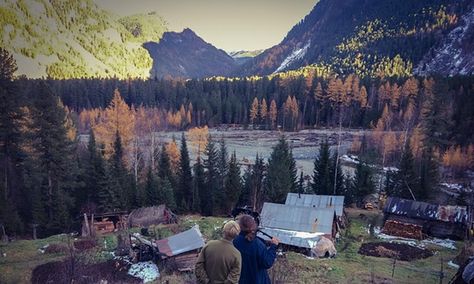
439 256 444 284
392 257 397 278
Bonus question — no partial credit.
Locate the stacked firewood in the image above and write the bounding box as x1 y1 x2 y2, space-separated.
382 220 423 240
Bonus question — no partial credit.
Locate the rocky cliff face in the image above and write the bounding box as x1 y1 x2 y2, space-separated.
235 0 472 77
415 6 474 76
144 28 237 78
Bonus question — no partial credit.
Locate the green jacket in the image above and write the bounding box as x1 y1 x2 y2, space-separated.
195 239 242 284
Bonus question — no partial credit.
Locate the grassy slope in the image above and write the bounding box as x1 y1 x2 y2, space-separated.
0 0 166 79
0 212 460 283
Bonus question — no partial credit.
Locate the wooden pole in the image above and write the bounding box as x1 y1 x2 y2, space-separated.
32 224 38 240
82 213 90 237
392 258 397 278
439 256 444 284
1 224 7 243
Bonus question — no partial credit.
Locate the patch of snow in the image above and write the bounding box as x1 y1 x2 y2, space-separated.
128 261 160 283
448 260 460 269
415 6 474 76
38 244 49 254
374 227 457 250
423 238 457 250
274 41 310 73
440 183 463 191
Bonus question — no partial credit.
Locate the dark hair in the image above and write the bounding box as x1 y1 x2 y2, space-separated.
237 214 257 241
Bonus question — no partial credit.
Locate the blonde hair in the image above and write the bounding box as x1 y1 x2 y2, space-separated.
223 220 241 240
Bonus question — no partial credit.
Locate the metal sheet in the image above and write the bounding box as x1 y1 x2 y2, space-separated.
285 193 345 217
383 197 468 224
257 227 323 249
155 225 205 257
260 202 335 234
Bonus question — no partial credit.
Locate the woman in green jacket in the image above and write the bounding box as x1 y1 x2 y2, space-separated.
195 221 242 284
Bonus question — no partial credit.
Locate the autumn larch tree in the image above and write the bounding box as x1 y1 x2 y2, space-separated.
249 97 259 126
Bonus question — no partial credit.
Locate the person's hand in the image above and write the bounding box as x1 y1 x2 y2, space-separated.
271 237 279 246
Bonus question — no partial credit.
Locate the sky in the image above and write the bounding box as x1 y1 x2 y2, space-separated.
94 0 317 52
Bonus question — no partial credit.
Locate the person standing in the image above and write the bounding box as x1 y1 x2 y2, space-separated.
195 220 242 284
233 215 279 284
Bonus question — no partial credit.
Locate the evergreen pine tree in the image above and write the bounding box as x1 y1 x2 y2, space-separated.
81 130 107 210
160 177 177 210
216 137 228 212
298 172 305 194
312 140 332 194
193 156 205 213
178 133 193 211
158 144 174 186
393 143 419 200
238 165 253 207
351 160 375 205
418 148 438 200
330 151 345 195
0 49 23 234
105 131 129 210
144 166 160 206
224 151 241 213
29 83 77 233
265 137 297 203
203 135 219 215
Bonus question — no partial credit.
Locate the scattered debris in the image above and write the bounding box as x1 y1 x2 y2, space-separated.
155 225 205 271
129 225 205 272
127 261 160 283
358 242 433 261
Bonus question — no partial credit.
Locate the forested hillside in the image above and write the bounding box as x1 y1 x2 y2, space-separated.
237 0 473 77
0 0 167 79
1 48 474 238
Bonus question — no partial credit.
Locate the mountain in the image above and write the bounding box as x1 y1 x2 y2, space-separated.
0 0 167 79
143 28 237 78
229 50 264 65
236 0 473 77
414 6 474 76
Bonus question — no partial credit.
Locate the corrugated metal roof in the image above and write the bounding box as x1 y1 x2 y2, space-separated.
383 197 468 224
257 227 323 249
260 202 335 234
155 225 205 257
285 193 345 217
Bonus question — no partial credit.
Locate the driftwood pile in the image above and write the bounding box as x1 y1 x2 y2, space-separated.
382 220 424 239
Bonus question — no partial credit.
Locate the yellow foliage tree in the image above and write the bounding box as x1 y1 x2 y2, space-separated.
269 99 278 129
166 138 181 176
260 98 268 121
94 88 135 157
188 126 209 157
249 97 259 124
